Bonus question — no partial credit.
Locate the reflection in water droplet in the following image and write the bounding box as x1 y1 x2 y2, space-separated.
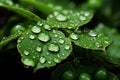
70 33 79 40
29 35 35 39
54 58 60 63
59 39 65 44
80 16 86 21
64 45 70 50
38 33 50 42
24 50 29 55
48 44 59 52
22 58 35 67
95 42 102 48
31 26 41 33
39 57 46 64
43 25 51 30
36 46 42 52
88 30 97 37
56 14 68 22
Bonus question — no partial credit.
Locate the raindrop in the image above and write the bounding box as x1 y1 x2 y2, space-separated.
48 44 60 52
70 33 79 40
56 14 68 22
36 46 42 52
43 25 51 30
21 58 35 67
31 26 41 33
29 35 35 39
59 39 65 44
39 57 46 64
64 45 70 50
38 33 50 42
88 30 97 37
24 50 29 55
54 58 60 63
80 16 86 21
84 12 90 16
95 42 103 48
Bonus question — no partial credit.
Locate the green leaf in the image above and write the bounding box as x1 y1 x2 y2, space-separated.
17 22 72 70
69 29 112 50
19 0 54 15
45 10 93 29
0 4 42 22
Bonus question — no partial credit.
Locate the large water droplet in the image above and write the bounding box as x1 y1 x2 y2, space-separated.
43 25 51 30
88 30 97 37
21 58 35 67
39 57 46 64
95 42 103 48
48 44 59 52
31 26 41 33
29 35 35 39
36 46 42 52
64 45 70 50
38 33 50 42
70 33 79 40
54 58 60 63
59 39 65 44
24 50 29 55
56 14 68 22
80 16 86 21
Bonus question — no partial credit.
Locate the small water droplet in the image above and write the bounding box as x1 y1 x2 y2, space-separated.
70 33 79 40
31 26 41 33
37 21 43 26
48 44 59 52
43 25 51 30
54 11 59 16
88 30 97 37
64 45 70 50
38 33 50 42
104 41 109 45
36 46 42 52
59 39 65 44
52 29 56 33
24 50 29 55
56 14 68 21
29 35 35 39
39 57 46 64
54 34 58 37
54 58 60 63
95 42 103 48
80 16 86 21
46 53 50 55
21 58 35 67
18 39 21 43
84 12 90 16
48 61 52 64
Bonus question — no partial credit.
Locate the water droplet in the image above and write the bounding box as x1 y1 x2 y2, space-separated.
43 25 51 30
84 12 90 16
59 39 65 44
37 21 43 26
80 16 86 21
38 33 50 42
95 42 103 48
21 58 35 67
54 34 58 37
88 30 97 37
48 44 59 52
36 46 42 52
48 61 52 64
24 50 29 55
54 58 60 63
56 14 68 22
39 57 46 64
70 33 79 40
104 41 109 45
31 26 41 33
18 39 21 43
46 53 49 55
64 45 70 50
54 11 59 16
29 35 35 39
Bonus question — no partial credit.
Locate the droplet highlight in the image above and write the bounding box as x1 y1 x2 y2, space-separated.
21 58 35 67
54 58 60 63
88 30 97 37
56 14 68 21
38 33 50 42
29 35 35 39
48 44 59 52
31 26 41 33
59 39 65 44
95 42 103 48
39 57 46 64
64 45 70 50
70 33 79 40
24 50 29 55
36 46 42 52
43 25 51 30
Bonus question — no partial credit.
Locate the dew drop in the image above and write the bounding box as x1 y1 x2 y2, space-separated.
84 12 90 16
17 39 21 43
56 14 68 22
37 21 43 26
64 45 70 50
70 33 79 40
48 61 52 64
54 11 59 16
95 42 103 48
29 35 35 39
104 41 109 45
31 26 41 33
46 53 50 55
59 39 65 44
24 50 29 56
38 33 50 42
36 46 42 52
48 44 59 52
43 25 51 30
21 58 35 67
80 16 86 21
54 58 60 63
39 57 46 64
54 34 58 38
88 30 97 37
